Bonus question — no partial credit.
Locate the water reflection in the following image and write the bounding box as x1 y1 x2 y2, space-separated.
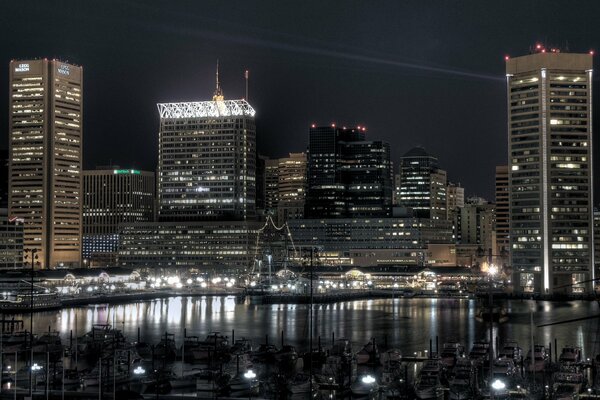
15 297 600 357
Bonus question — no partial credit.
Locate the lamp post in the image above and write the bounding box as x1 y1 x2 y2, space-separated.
23 247 38 397
488 264 498 400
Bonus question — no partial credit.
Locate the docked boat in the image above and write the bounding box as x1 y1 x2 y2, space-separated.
356 338 380 365
228 371 260 397
440 341 464 370
552 370 585 399
0 293 61 312
351 374 379 399
525 344 549 373
558 345 582 366
414 359 444 399
498 340 522 363
469 340 490 366
288 373 317 399
448 358 475 400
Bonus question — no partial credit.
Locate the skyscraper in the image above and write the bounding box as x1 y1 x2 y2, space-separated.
305 125 392 218
8 59 83 269
157 68 256 221
277 152 307 223
495 165 509 254
396 147 447 220
83 168 155 266
264 158 279 217
506 50 593 294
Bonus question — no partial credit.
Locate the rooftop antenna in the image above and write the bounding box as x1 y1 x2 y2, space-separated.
213 59 224 101
244 69 249 102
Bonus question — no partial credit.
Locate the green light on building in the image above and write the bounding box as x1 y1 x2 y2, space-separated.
113 169 141 175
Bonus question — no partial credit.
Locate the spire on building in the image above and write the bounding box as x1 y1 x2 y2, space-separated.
213 59 224 101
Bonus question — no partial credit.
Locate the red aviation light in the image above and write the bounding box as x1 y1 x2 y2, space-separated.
311 124 316 128
504 55 510 61
590 50 595 56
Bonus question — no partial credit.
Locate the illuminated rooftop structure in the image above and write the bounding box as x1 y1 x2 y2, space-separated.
157 99 256 119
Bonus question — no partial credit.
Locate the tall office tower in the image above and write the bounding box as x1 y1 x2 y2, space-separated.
277 152 307 223
255 155 267 215
305 125 392 218
446 182 465 215
507 49 593 294
264 158 279 218
157 69 256 221
594 209 600 282
8 59 83 269
396 147 447 220
82 168 155 266
495 165 509 254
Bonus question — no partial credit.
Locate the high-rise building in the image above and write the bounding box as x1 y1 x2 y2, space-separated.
264 158 279 217
157 71 256 221
277 152 307 223
8 59 83 269
82 168 155 266
495 165 509 254
507 50 593 294
446 182 465 216
396 147 447 220
305 125 392 218
455 199 496 255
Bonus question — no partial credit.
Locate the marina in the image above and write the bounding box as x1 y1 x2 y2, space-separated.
0 296 599 398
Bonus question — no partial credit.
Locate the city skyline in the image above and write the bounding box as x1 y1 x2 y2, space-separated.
3 1 600 200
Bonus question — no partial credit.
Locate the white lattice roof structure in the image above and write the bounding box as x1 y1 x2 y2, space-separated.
157 99 256 119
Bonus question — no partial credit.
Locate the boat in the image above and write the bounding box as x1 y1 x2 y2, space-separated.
448 358 475 400
552 369 585 399
351 375 380 399
228 371 260 397
469 340 490 366
525 344 549 373
414 359 444 399
498 340 522 363
0 293 61 312
195 369 228 398
440 341 464 370
356 338 380 365
475 303 508 323
288 373 317 399
558 346 582 366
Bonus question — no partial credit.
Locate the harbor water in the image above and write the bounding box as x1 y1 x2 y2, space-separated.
10 296 600 358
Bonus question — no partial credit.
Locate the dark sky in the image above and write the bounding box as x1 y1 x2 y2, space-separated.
2 0 600 199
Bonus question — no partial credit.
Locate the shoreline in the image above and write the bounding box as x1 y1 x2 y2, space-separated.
0 288 596 313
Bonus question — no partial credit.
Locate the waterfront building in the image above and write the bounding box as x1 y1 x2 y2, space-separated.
277 152 307 223
157 70 256 221
495 165 509 255
396 147 447 220
288 217 453 267
8 59 83 269
0 208 23 269
82 168 155 266
305 125 392 218
594 209 600 285
507 50 593 294
117 221 262 271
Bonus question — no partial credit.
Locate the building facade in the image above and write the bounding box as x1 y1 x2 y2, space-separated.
264 158 279 217
0 209 23 269
305 125 392 218
157 84 256 221
455 200 496 256
118 221 261 271
8 59 83 269
82 168 155 266
396 147 447 220
277 152 307 223
507 51 593 294
495 165 509 255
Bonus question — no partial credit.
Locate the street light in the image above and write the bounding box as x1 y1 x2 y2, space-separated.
361 375 376 384
491 379 506 391
243 370 256 379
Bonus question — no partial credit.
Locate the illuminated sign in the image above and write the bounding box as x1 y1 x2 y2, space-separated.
15 63 29 72
57 64 70 75
113 169 141 175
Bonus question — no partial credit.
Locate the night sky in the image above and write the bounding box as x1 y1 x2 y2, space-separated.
2 0 600 199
